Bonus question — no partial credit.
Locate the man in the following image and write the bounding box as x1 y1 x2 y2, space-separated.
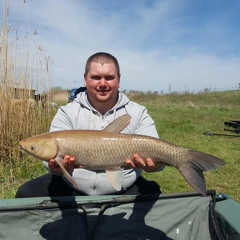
16 52 163 198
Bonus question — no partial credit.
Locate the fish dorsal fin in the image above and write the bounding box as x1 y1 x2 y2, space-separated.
103 114 131 133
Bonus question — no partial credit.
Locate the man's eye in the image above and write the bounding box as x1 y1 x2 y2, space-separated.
93 77 101 81
105 77 114 81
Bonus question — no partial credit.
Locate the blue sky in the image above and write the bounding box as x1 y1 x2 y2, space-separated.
4 0 240 93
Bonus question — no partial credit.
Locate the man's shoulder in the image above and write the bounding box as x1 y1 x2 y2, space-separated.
125 100 146 112
119 93 145 107
56 101 83 119
59 101 79 111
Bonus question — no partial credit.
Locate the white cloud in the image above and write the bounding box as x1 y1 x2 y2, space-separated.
5 0 240 93
119 51 240 93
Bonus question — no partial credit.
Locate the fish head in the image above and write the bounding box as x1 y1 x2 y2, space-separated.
19 135 58 161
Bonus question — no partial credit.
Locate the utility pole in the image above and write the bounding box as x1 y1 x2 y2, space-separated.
169 83 172 94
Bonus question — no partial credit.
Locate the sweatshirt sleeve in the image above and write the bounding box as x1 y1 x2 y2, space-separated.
134 107 159 138
49 105 74 132
126 103 164 172
125 101 159 138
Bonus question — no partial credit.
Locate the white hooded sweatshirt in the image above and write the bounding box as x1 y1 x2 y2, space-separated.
45 91 159 195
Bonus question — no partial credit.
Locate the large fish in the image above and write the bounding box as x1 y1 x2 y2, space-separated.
19 114 225 195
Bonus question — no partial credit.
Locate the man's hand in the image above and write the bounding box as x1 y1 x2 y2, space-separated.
48 154 162 174
126 154 163 172
48 155 75 174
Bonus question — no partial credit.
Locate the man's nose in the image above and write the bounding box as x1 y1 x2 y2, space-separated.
99 78 107 85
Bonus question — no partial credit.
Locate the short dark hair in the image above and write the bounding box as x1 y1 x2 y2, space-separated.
85 52 120 76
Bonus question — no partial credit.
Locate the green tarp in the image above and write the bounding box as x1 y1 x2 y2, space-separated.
0 192 239 240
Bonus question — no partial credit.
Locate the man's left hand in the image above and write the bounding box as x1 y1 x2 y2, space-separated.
125 154 163 172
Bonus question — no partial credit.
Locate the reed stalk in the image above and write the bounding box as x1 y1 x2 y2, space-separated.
0 0 55 197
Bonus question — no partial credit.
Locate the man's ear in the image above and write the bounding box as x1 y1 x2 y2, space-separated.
84 74 87 87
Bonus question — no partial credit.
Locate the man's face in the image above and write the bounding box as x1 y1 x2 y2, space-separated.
84 62 120 104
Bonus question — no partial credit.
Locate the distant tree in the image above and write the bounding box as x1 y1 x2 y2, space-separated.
50 86 66 94
203 88 211 93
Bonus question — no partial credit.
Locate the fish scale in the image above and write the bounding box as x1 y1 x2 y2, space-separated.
55 131 184 168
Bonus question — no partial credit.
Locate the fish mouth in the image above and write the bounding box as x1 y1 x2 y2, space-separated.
19 143 25 151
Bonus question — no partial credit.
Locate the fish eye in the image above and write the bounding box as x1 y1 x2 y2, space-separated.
30 145 36 151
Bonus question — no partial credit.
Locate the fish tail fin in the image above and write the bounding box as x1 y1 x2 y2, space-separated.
55 158 80 190
179 151 225 196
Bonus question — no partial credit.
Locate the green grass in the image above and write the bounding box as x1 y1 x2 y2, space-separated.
142 103 240 202
1 91 240 203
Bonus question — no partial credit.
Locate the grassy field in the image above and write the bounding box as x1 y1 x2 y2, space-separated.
132 92 240 202
0 91 240 203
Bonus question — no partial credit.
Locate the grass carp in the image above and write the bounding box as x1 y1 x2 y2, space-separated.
19 114 225 195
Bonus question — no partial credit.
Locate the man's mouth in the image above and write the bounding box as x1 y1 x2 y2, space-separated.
98 90 109 94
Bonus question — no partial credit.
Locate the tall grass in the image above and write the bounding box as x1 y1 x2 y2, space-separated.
0 0 55 197
52 91 69 104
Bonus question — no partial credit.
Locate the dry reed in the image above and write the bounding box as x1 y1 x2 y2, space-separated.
0 0 55 197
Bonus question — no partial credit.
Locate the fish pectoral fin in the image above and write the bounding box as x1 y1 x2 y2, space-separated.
105 167 124 191
103 114 131 133
54 158 80 190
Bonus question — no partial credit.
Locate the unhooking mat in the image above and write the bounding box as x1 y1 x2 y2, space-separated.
0 192 239 240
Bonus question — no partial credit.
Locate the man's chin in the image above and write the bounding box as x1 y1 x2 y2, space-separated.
96 94 109 102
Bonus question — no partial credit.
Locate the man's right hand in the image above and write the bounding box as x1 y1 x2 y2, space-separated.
48 155 75 174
